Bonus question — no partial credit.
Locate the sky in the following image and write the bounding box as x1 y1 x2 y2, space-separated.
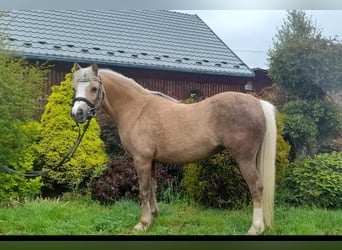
177 10 342 69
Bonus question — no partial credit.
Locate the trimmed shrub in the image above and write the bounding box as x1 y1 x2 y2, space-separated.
35 70 107 196
279 152 342 209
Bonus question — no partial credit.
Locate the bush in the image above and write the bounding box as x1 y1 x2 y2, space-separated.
258 83 293 109
90 160 139 203
275 113 291 186
0 121 42 202
182 113 290 209
35 70 108 196
279 152 342 208
0 51 47 202
282 100 342 158
182 151 250 209
90 159 182 204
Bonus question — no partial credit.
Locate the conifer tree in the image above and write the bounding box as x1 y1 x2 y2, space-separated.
268 10 342 99
268 10 342 157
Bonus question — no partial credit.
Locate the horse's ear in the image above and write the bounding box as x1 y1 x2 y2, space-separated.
74 63 81 71
91 63 98 76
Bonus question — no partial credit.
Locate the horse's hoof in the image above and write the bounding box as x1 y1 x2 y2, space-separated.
247 223 265 235
134 222 149 231
247 227 257 235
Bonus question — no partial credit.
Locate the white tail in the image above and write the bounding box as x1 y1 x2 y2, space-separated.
258 100 277 229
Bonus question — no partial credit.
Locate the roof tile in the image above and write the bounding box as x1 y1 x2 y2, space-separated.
1 10 254 77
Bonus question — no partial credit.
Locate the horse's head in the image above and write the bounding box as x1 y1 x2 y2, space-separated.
71 63 104 123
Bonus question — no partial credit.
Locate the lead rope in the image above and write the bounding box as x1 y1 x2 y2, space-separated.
0 119 92 177
54 118 92 169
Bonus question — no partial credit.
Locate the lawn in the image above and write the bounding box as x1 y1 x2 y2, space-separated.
0 194 340 235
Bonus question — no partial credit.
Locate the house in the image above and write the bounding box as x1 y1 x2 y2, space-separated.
1 10 266 116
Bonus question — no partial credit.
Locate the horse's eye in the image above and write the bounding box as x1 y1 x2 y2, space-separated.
91 87 98 93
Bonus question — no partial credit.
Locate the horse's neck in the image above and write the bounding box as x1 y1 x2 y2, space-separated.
101 73 150 127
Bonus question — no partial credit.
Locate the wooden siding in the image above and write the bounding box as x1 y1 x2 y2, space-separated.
36 65 70 118
138 78 244 100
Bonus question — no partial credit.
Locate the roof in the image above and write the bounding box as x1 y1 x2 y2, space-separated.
0 10 254 77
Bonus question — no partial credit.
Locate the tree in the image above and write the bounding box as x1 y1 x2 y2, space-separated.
268 11 342 158
268 10 342 100
35 70 108 196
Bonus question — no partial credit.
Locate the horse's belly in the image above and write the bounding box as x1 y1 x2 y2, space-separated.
155 135 219 164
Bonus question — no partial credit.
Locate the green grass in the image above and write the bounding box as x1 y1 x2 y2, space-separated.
0 194 340 235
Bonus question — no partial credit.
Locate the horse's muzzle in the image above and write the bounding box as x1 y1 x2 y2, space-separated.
71 101 90 123
71 96 97 123
71 107 88 123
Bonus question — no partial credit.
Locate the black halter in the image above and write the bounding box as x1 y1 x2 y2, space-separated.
72 76 103 120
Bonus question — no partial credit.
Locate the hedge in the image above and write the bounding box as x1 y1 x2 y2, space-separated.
279 151 342 209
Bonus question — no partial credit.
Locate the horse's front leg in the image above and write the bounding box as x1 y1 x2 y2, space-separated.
133 157 153 231
150 161 159 219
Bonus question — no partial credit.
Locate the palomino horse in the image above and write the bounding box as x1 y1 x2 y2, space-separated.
71 63 276 235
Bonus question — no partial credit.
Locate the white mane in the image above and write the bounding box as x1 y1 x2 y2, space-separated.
148 90 180 103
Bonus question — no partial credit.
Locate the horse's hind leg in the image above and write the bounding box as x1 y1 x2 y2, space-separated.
235 157 265 235
133 157 153 231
